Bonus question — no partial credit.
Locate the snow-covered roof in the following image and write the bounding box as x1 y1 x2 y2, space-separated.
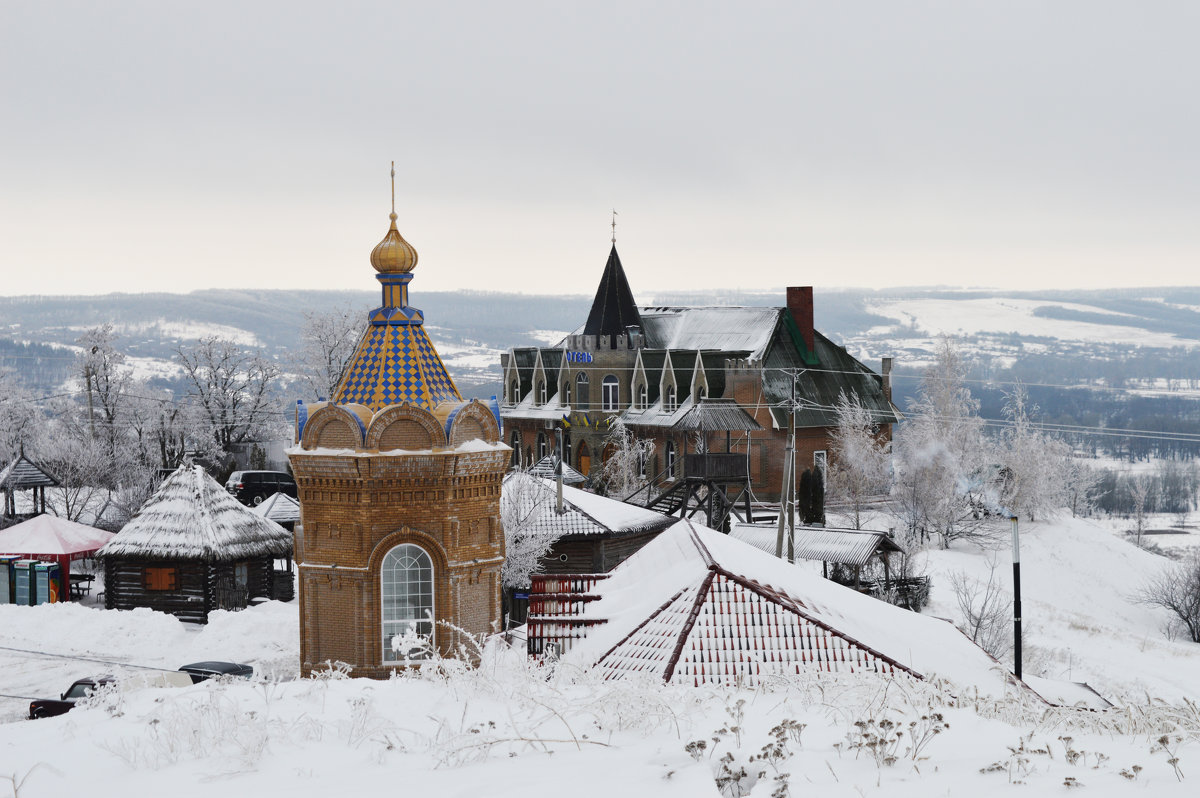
502 389 569 422
0 514 114 557
638 306 782 358
251 492 301 524
503 473 674 539
620 395 694 428
565 521 1018 696
731 523 902 567
526 456 587 485
99 464 293 561
0 455 58 490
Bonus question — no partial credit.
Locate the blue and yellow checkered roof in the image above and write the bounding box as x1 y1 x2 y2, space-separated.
333 318 461 412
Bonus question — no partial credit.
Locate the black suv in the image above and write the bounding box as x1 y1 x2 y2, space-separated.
225 470 297 506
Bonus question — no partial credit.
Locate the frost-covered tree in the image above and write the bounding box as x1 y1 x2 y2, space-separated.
0 367 41 464
1137 552 1200 643
893 337 992 548
997 384 1070 522
598 418 655 498
500 470 561 590
293 303 365 401
75 324 133 458
828 391 891 529
177 337 282 453
949 559 1013 660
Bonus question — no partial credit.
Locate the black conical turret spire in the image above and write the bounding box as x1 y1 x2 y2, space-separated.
583 245 642 343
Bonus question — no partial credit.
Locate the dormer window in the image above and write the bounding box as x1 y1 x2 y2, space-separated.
602 375 619 411
538 380 547 405
510 380 520 404
665 385 677 412
563 381 572 406
637 382 648 410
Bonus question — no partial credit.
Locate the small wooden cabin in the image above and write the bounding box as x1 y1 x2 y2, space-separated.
98 463 293 623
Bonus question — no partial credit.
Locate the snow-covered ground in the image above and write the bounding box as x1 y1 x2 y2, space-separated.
1 515 1197 796
866 298 1200 349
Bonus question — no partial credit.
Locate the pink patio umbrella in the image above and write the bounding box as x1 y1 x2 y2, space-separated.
0 515 115 601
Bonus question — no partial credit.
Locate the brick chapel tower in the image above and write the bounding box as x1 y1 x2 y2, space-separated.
289 169 507 677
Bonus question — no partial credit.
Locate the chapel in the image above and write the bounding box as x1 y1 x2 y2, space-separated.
289 170 508 677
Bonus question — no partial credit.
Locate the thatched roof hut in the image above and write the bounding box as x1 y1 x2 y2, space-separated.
99 464 293 623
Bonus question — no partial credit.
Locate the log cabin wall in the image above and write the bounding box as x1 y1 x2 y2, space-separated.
104 558 210 624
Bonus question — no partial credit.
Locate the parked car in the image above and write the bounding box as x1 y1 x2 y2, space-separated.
178 661 254 684
225 470 297 506
28 676 115 719
28 670 193 719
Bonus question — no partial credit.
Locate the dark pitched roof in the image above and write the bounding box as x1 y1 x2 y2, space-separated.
583 246 642 339
0 455 58 490
671 399 762 432
763 329 897 429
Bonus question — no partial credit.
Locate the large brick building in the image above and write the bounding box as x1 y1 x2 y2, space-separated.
501 245 898 504
289 183 508 677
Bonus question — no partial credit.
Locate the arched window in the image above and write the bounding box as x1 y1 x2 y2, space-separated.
602 375 619 411
562 381 572 406
510 430 521 467
665 385 677 412
510 380 520 404
696 385 707 401
666 440 676 476
381 543 434 662
576 372 590 409
537 432 548 460
538 379 547 405
638 382 648 409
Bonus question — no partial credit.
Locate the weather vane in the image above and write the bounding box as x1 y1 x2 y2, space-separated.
390 161 396 215
611 208 618 245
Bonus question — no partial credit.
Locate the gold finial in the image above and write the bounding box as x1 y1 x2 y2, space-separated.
371 161 418 273
611 208 618 245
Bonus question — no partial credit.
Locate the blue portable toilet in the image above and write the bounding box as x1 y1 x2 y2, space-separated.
14 559 38 606
0 555 20 604
34 562 61 604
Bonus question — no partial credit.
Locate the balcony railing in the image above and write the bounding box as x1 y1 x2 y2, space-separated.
684 452 748 481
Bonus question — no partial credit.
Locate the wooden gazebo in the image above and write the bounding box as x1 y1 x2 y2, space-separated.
0 454 58 520
98 463 293 623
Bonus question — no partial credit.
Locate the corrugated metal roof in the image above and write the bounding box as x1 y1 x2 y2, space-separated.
503 473 673 539
251 492 301 524
670 399 762 432
731 523 902 567
0 455 59 490
527 456 587 484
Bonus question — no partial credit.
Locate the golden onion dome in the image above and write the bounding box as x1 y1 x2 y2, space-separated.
370 212 419 274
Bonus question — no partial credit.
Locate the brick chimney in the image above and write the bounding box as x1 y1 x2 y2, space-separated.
787 286 815 353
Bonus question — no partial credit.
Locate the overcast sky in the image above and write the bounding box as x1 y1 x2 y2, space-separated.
2 1 1197 298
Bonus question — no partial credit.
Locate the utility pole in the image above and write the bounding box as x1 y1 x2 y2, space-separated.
775 370 799 561
1010 515 1023 680
555 427 565 514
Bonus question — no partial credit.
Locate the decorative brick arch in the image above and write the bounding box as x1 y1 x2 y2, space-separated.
367 525 450 575
301 404 366 450
367 403 447 451
448 400 500 446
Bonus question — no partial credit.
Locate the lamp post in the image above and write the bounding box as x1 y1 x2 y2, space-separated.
1010 515 1022 681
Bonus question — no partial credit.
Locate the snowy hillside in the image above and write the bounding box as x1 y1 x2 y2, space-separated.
1 516 1197 796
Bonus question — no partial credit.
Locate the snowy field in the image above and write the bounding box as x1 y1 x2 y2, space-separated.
1 516 1198 797
865 298 1200 349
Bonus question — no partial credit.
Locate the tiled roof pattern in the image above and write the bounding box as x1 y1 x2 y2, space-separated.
333 321 461 412
594 568 898 686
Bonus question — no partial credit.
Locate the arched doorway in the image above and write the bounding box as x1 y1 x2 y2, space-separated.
577 440 591 477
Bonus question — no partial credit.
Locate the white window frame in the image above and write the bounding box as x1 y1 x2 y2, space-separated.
665 385 677 412
602 375 619 411
381 543 434 662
